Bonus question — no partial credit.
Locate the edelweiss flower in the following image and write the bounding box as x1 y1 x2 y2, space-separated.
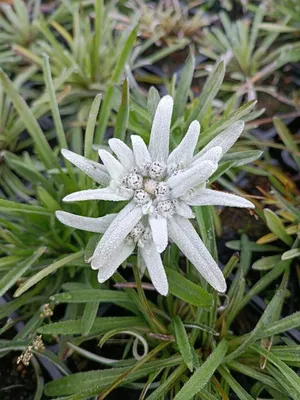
56 210 168 295
57 95 254 294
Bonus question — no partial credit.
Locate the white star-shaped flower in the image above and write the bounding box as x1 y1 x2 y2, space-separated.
57 95 254 295
56 210 168 295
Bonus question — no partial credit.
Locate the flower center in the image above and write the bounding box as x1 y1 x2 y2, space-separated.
149 162 166 179
125 223 152 247
122 161 172 212
126 173 143 190
155 200 175 217
134 189 151 205
144 179 158 195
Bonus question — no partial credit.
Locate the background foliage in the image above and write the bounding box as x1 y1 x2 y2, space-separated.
0 0 299 399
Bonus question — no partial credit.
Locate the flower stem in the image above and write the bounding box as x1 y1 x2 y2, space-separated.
133 262 168 335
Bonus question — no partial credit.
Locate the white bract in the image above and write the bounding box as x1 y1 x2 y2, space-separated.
57 95 254 295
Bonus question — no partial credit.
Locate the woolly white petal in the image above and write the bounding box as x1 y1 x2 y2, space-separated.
98 149 126 181
168 161 218 198
174 201 194 219
149 216 168 253
91 202 142 270
140 242 168 296
168 216 226 292
63 187 132 202
131 135 152 171
108 138 135 171
149 95 173 163
61 149 110 185
186 189 255 208
191 146 223 167
195 121 244 160
97 242 135 282
55 211 116 232
168 120 200 167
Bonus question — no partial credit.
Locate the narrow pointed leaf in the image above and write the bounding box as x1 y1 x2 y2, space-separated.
172 316 194 371
173 340 228 400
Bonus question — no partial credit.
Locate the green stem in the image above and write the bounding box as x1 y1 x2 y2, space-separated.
133 263 168 335
97 341 171 399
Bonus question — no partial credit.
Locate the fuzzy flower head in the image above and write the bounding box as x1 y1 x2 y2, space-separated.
57 95 254 295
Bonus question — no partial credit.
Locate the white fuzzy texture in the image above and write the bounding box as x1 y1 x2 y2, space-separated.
131 135 152 172
195 121 244 159
168 160 218 198
168 120 200 167
186 188 255 208
58 96 254 296
149 95 173 163
140 241 168 296
97 243 135 283
108 138 135 171
61 149 110 185
56 211 116 233
91 202 142 270
149 216 168 253
63 187 132 202
168 216 227 293
98 149 126 181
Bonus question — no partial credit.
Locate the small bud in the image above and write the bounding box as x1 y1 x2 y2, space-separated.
149 162 166 179
33 335 45 352
17 346 33 366
134 189 150 205
40 303 53 319
126 173 143 190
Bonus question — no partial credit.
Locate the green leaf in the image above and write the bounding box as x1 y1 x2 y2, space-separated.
258 311 300 338
44 354 182 397
208 161 236 183
281 248 300 260
173 54 195 121
264 209 293 246
146 364 187 400
91 0 103 78
223 150 263 166
225 287 285 362
0 247 46 297
147 86 160 119
43 54 68 150
198 100 256 148
95 25 138 143
173 339 228 400
195 205 218 260
37 316 146 335
14 252 84 297
165 267 213 308
172 316 194 371
0 68 58 170
84 94 102 160
187 61 225 126
81 301 99 336
252 255 281 270
219 366 255 400
3 152 56 197
252 344 300 397
114 78 129 141
226 240 283 252
273 117 300 170
240 234 252 275
228 361 287 395
50 289 135 306
37 186 61 211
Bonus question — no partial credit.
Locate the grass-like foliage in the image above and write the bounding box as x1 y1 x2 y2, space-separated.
0 1 299 399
